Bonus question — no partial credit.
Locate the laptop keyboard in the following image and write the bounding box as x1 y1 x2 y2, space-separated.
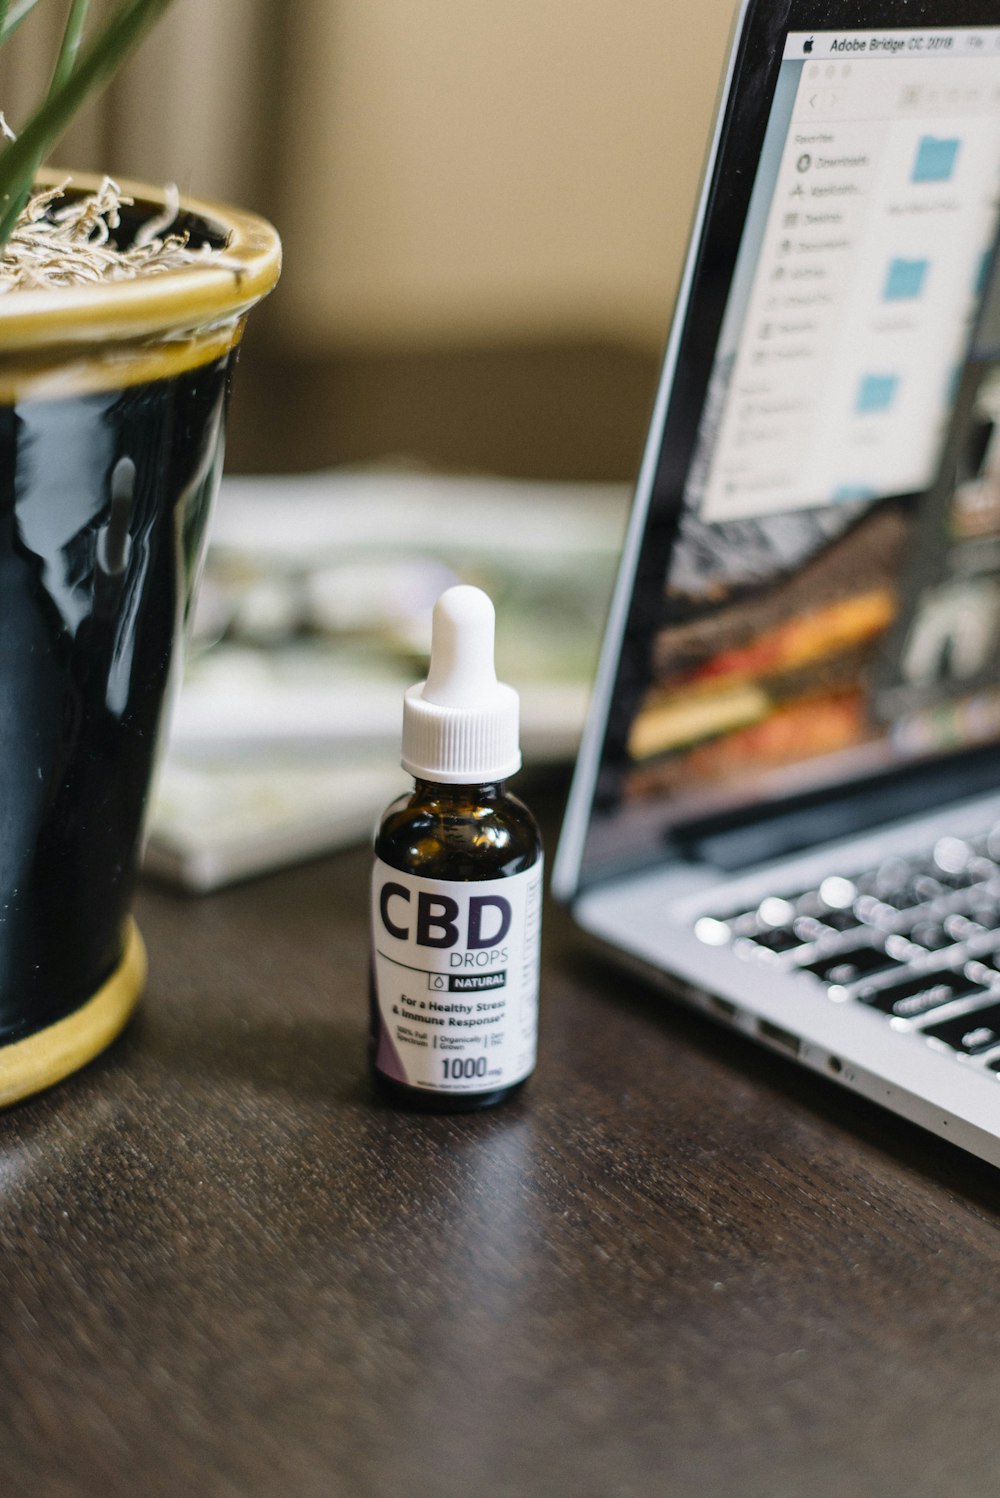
694 828 1000 1069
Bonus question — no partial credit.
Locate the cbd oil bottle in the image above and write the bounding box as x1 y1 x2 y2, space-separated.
369 585 542 1111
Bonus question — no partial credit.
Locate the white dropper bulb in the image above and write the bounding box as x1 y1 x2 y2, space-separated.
423 585 500 706
401 585 521 783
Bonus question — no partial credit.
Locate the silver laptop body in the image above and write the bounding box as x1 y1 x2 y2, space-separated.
555 0 1000 1167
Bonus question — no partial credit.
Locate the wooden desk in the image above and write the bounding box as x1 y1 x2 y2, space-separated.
3 775 1000 1496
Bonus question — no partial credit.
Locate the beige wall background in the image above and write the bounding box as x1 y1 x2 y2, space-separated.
274 0 736 352
0 0 736 355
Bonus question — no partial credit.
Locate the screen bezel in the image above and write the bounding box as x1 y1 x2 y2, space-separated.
554 0 1000 901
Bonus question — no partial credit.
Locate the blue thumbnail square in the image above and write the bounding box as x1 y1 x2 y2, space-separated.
856 374 898 414
832 484 877 504
912 135 960 184
883 257 928 300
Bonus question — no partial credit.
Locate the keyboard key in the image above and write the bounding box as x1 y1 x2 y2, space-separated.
817 876 857 910
923 1002 1000 1055
935 862 989 890
757 896 795 929
968 900 1000 929
944 912 986 943
817 909 861 933
751 926 803 954
853 894 899 929
932 837 973 876
793 915 827 942
694 916 731 947
877 883 926 912
906 922 953 952
802 943 900 984
858 970 988 1018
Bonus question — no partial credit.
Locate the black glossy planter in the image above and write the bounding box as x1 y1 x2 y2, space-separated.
0 173 280 1104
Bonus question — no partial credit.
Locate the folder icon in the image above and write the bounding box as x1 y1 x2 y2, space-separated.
912 136 960 183
856 374 898 414
884 257 929 300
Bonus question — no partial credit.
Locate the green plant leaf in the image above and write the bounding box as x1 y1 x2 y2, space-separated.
0 0 47 49
0 0 177 248
0 0 92 236
51 0 90 93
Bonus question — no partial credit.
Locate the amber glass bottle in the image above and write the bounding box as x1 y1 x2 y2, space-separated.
369 588 543 1111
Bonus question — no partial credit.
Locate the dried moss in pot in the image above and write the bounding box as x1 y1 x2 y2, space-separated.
0 176 239 292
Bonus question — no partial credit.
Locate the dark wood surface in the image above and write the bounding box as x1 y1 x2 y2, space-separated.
4 775 1000 1498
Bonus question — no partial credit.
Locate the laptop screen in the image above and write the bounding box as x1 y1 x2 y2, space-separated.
577 18 1000 884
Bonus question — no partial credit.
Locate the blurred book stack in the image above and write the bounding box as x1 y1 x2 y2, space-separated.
145 469 627 890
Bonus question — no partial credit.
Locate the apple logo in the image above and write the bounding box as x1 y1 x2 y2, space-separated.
804 36 814 53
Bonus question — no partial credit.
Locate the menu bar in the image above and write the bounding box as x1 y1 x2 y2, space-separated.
785 28 1000 62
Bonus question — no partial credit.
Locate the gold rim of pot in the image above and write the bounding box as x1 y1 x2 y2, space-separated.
0 920 146 1107
0 170 281 398
2 168 281 349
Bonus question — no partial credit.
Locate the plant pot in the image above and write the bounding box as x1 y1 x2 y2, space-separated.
0 170 280 1105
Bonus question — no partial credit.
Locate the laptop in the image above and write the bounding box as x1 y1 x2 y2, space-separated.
553 0 1000 1166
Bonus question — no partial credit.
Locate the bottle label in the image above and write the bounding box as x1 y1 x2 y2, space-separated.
371 857 542 1094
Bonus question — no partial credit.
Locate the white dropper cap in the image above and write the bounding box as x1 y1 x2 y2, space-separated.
401 585 521 783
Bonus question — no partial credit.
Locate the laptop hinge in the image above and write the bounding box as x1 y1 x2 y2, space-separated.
673 748 1000 873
